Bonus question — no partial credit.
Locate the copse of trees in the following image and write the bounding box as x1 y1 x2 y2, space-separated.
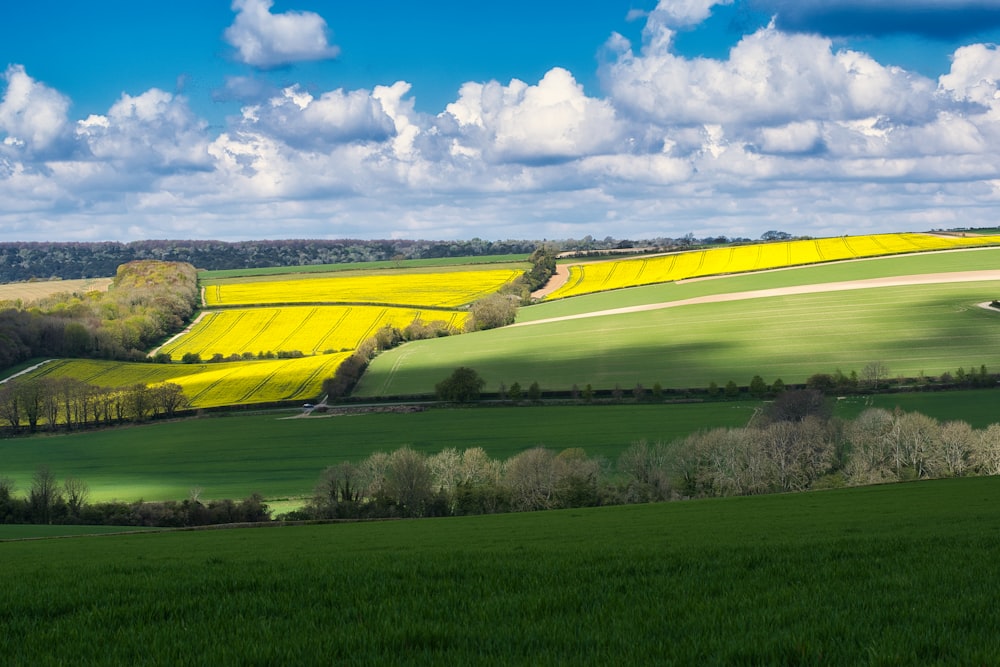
0 260 198 370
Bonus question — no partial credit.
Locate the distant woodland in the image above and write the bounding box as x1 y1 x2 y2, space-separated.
0 260 198 369
0 234 745 283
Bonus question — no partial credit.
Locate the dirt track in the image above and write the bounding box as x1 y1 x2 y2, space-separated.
515 270 1000 328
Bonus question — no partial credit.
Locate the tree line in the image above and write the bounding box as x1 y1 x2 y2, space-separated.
0 469 268 527
0 377 189 433
0 235 735 283
5 396 997 527
0 260 198 370
293 393 1000 520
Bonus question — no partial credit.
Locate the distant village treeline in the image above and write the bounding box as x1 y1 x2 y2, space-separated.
0 234 749 283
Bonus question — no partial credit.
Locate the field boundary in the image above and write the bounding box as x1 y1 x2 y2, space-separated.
514 270 1000 328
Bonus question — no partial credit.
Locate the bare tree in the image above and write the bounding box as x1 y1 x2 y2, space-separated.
29 466 61 524
973 424 1000 476
934 420 975 478
862 361 890 390
504 447 558 511
385 447 432 517
63 476 90 517
844 408 896 485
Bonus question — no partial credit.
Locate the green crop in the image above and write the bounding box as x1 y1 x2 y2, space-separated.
2 477 999 664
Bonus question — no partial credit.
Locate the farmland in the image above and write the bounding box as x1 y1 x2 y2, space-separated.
3 477 1000 664
357 280 1000 397
3 388 998 505
0 277 112 304
157 305 466 360
22 353 352 408
546 232 1000 299
203 267 524 307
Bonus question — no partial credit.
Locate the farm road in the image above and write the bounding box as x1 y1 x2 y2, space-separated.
515 270 1000 328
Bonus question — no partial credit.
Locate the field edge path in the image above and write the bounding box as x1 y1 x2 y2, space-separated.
514 270 1000 328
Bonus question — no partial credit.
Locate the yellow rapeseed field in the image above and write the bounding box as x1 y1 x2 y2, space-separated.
158 306 466 360
204 268 522 307
546 233 1000 299
18 354 352 408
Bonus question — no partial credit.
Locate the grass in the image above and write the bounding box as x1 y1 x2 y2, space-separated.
0 403 760 502
198 254 531 280
201 260 530 286
359 281 1000 396
3 389 998 505
2 476 1000 664
0 524 154 540
525 246 1000 321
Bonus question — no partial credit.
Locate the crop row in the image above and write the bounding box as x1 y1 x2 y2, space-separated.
204 268 523 307
158 305 462 360
17 354 351 408
548 232 1000 299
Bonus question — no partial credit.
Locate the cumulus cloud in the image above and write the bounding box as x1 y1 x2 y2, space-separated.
238 85 397 147
445 68 623 163
0 65 72 156
650 0 734 28
604 24 941 128
76 89 211 172
755 0 1000 39
224 0 340 68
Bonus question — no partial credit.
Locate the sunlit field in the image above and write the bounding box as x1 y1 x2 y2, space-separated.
19 353 352 408
547 233 1000 299
358 281 1000 396
158 306 466 359
204 268 523 307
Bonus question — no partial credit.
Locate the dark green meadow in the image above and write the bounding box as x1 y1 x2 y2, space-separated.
0 403 759 502
3 390 998 505
3 476 1000 665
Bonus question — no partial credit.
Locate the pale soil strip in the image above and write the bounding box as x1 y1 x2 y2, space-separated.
0 359 56 385
531 264 572 299
147 311 211 357
512 270 1000 328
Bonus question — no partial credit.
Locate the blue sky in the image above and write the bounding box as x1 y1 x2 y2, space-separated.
3 0 1000 242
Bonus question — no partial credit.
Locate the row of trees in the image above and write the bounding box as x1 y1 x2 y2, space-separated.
0 236 736 283
0 376 189 433
293 396 1000 519
436 361 996 407
0 261 198 369
5 395 997 525
0 470 269 526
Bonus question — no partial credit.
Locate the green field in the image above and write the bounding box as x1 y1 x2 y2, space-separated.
525 246 1000 320
0 403 760 502
3 477 1000 664
200 259 530 285
198 254 531 280
0 524 153 540
3 390 998 505
359 281 1000 397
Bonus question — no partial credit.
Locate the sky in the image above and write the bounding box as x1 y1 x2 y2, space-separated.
4 1 1000 243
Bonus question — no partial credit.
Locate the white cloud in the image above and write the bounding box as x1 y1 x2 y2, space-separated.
224 0 340 68
649 0 733 28
75 89 211 171
604 24 939 128
445 67 623 163
238 84 398 147
0 65 71 155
